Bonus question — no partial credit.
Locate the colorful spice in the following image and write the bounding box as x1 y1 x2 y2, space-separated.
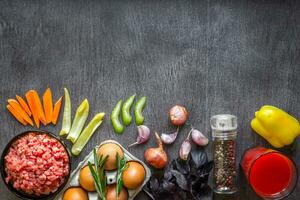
213 140 237 192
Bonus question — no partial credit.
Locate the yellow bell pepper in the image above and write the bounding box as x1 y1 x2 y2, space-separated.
251 105 300 148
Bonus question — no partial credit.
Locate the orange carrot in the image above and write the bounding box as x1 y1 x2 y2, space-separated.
25 91 40 128
7 104 28 126
43 88 53 124
7 99 34 126
31 90 47 125
52 97 62 125
16 95 32 116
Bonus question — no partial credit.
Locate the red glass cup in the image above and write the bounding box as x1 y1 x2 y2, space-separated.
241 147 297 200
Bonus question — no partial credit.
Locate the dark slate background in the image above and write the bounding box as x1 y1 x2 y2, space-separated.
0 0 299 200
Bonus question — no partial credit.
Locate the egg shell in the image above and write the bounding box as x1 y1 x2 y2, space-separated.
97 143 124 170
63 187 88 200
122 161 146 189
79 165 95 192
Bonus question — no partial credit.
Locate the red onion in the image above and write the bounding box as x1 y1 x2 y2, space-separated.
169 105 189 126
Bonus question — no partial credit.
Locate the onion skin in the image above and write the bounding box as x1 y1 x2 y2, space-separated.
169 105 189 126
144 132 168 169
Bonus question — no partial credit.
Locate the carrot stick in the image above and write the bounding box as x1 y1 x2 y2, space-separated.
52 97 62 125
16 95 32 116
31 90 47 125
26 91 40 128
7 104 28 126
7 99 34 126
43 88 53 125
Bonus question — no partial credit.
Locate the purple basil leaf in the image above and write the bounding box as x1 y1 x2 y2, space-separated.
162 180 177 193
197 160 214 176
171 169 188 191
190 147 208 169
157 190 175 200
173 158 190 175
191 183 212 200
144 148 213 200
174 189 188 200
164 170 173 181
149 177 159 192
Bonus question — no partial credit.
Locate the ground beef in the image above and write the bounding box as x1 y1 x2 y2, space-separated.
4 132 70 196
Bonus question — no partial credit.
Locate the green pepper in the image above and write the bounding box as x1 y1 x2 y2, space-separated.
134 96 146 125
111 100 125 134
121 94 136 126
59 88 71 136
67 99 89 143
71 112 105 156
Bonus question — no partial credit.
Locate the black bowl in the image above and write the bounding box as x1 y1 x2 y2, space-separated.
0 130 71 200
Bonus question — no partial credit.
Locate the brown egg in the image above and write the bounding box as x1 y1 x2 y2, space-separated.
97 143 124 170
122 161 146 189
79 165 95 192
63 187 88 200
106 184 128 200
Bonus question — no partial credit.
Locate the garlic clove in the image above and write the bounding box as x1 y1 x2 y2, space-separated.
179 139 192 160
129 125 150 147
161 127 179 144
191 129 209 146
137 125 151 143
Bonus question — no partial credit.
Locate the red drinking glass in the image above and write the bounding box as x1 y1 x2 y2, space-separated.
241 147 297 200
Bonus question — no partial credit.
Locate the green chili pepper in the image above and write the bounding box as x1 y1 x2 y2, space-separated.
121 94 136 126
59 88 71 136
134 96 146 125
71 112 105 156
111 100 124 134
67 99 89 143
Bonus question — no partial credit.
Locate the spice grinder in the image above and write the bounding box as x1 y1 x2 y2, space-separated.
211 114 238 194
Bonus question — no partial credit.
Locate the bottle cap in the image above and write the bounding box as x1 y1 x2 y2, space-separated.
210 114 237 138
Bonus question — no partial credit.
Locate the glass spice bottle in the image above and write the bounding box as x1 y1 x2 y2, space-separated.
210 114 238 194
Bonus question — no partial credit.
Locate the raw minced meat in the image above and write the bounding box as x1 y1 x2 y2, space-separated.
4 132 70 196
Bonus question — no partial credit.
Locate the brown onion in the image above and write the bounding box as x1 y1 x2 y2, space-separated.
144 132 168 169
169 105 189 126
